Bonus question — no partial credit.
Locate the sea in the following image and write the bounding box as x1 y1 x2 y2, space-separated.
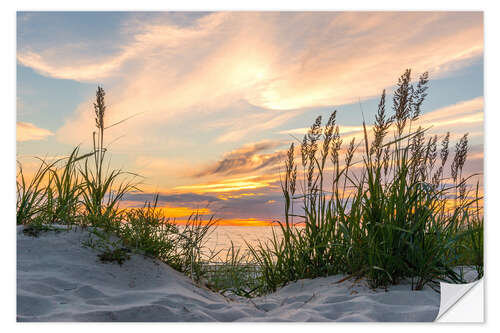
203 225 284 261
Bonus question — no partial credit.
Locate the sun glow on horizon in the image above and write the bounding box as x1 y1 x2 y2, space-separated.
173 175 280 193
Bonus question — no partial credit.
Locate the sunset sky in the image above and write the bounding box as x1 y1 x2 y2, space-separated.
16 11 484 226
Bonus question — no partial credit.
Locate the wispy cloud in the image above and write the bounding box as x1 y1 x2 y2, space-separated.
18 50 131 81
279 124 366 137
194 140 285 177
419 96 483 127
16 12 483 150
16 122 54 142
121 191 221 204
213 109 303 143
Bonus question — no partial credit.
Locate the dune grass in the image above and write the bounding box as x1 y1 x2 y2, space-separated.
79 87 140 232
118 195 218 280
16 86 216 283
16 158 56 226
204 242 262 297
248 69 483 292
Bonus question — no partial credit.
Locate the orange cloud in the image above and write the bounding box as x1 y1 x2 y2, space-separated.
173 175 280 194
165 217 278 226
119 202 211 219
215 218 276 226
16 122 54 142
194 140 285 177
216 192 265 200
420 97 483 127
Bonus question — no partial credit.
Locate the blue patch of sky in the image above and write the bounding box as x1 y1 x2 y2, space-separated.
424 59 483 111
17 64 97 158
17 11 211 53
141 11 212 27
17 12 133 53
17 65 95 131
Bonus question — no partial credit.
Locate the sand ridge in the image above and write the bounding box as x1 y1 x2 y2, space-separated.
17 226 441 322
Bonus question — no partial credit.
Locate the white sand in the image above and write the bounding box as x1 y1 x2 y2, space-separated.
17 225 443 322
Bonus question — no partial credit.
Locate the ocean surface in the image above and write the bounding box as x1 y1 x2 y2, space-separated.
203 225 283 261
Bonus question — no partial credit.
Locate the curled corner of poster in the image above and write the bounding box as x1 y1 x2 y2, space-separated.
436 278 484 323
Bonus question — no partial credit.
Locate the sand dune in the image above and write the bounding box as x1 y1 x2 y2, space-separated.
17 225 442 322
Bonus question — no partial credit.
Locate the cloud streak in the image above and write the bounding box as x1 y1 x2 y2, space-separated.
16 122 54 141
419 96 483 127
174 175 280 194
121 192 221 204
194 140 285 177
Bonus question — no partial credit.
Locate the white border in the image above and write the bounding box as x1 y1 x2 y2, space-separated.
3 1 498 331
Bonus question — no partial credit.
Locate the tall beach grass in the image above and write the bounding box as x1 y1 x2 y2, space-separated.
16 86 216 282
249 69 483 292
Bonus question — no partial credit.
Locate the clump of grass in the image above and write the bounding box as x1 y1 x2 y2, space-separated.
119 196 178 260
82 229 132 265
170 213 217 281
79 86 139 232
17 147 92 228
467 216 484 278
250 69 483 292
84 191 217 281
453 181 483 278
45 147 93 225
16 158 56 225
22 224 62 237
97 248 131 266
205 242 262 297
16 86 217 283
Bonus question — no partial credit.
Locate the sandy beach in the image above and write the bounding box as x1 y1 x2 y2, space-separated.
17 225 446 322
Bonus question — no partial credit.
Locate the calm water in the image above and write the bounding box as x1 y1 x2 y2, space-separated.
203 225 283 261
